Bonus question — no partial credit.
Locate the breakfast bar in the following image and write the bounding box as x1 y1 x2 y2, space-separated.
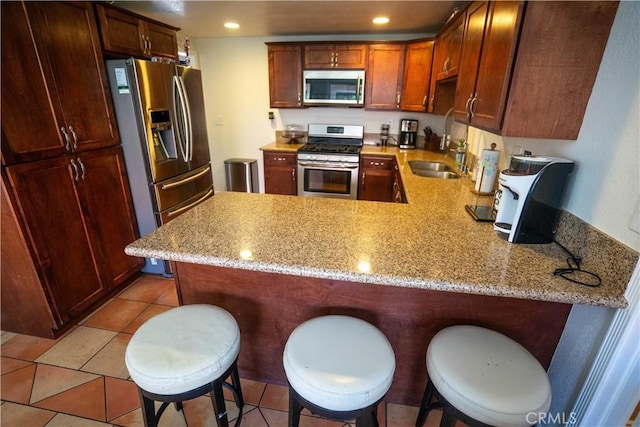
125 147 637 405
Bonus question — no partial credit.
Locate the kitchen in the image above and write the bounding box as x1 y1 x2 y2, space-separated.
1 1 639 426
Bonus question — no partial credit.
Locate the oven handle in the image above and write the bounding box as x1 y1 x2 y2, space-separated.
298 162 359 169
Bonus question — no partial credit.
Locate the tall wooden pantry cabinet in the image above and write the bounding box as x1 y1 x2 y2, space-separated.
1 1 143 338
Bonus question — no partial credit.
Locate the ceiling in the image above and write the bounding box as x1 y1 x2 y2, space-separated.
112 1 466 39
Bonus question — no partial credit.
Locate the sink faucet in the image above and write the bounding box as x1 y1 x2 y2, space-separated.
440 107 454 151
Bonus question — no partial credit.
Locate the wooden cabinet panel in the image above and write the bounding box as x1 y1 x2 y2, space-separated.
264 151 297 195
501 1 618 139
145 21 179 58
304 44 367 69
95 3 179 59
1 2 66 164
4 157 107 325
75 148 143 288
365 44 405 110
95 4 144 57
1 2 119 165
452 1 617 140
358 155 394 202
2 147 142 332
453 1 490 122
427 10 466 113
401 39 435 112
267 44 303 108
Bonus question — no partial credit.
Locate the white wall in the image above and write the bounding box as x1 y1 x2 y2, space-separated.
194 3 639 416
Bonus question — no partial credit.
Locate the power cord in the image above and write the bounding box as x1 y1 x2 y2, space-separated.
553 240 602 287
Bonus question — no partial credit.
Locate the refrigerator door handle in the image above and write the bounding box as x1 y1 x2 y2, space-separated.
161 165 211 190
173 75 193 162
166 188 213 218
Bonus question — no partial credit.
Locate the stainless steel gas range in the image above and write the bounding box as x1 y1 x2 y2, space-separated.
297 124 364 199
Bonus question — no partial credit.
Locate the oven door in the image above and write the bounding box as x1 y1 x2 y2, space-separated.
298 161 359 199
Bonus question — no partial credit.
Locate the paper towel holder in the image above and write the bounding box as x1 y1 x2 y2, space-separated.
471 143 499 196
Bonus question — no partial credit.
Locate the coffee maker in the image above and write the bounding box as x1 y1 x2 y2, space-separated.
493 155 574 243
399 119 418 149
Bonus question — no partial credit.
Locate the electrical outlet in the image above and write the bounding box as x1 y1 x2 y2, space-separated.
215 116 224 126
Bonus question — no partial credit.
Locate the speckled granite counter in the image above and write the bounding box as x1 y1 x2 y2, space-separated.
126 145 637 309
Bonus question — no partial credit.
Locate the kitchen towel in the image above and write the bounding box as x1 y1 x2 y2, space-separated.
475 146 500 194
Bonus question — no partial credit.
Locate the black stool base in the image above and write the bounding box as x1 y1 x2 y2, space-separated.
288 383 383 427
415 378 492 427
137 358 244 427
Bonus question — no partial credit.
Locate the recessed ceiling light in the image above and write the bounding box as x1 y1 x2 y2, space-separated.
373 17 390 25
224 22 240 29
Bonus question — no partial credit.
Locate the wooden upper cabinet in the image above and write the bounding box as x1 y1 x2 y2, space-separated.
267 43 303 108
365 44 406 110
1 1 119 166
95 4 179 59
452 1 618 140
304 44 367 69
501 1 618 139
433 11 466 81
453 1 491 123
401 39 435 112
427 9 466 112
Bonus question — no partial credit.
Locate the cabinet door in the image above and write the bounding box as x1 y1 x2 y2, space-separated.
264 151 297 195
471 1 522 132
267 45 303 108
25 2 119 154
304 44 334 68
333 45 367 68
145 21 179 59
358 156 393 202
433 13 466 81
75 148 144 289
365 44 405 110
401 40 435 112
95 4 145 57
453 1 489 123
1 2 66 165
4 157 107 325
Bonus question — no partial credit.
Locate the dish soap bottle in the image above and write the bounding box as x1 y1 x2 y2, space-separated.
455 139 467 171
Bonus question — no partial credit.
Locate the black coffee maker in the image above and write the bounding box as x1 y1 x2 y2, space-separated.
399 119 418 149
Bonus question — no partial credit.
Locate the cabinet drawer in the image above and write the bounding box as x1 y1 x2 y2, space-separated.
361 156 393 170
264 151 296 166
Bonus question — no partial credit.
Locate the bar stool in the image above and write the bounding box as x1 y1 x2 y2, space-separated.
415 325 552 427
283 315 396 427
125 304 244 427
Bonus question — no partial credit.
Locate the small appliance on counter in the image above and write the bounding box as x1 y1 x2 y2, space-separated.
493 155 574 243
399 119 418 149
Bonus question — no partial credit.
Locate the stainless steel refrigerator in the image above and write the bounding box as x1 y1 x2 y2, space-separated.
106 58 214 275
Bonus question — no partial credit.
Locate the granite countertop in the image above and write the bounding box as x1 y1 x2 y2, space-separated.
127 145 637 309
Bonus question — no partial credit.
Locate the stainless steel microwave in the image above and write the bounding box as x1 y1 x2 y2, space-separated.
303 70 365 106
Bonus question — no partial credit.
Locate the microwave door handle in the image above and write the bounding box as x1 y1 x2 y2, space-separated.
357 76 363 104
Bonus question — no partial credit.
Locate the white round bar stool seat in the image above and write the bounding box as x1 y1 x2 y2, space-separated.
416 325 551 427
125 304 244 427
284 315 395 427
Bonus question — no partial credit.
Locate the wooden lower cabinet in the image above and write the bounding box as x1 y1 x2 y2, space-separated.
1 147 143 337
358 155 395 202
263 151 297 195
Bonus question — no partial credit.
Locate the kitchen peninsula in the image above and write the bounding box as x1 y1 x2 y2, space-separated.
125 147 637 405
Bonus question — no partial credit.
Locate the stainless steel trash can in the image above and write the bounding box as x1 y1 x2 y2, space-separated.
224 158 259 193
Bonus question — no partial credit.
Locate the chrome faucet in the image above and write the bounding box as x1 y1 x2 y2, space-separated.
440 107 454 151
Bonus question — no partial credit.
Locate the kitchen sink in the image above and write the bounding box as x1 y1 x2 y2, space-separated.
411 170 460 179
408 161 459 179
